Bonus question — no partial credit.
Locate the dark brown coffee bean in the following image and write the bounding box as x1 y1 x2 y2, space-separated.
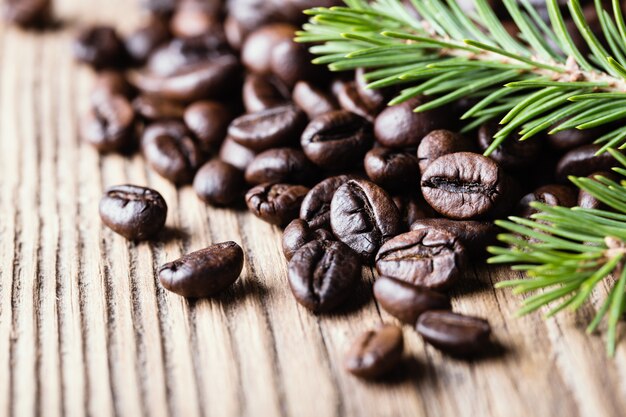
416 311 491 357
344 325 404 379
282 219 334 261
364 148 419 191
91 71 134 104
392 193 435 228
125 17 170 65
301 110 374 170
170 1 219 39
219 136 257 171
287 239 361 312
333 80 377 123
3 0 51 28
184 100 231 152
578 172 616 209
147 35 229 76
194 160 245 206
299 175 357 230
330 179 402 261
354 68 388 111
556 144 620 182
421 152 514 220
292 81 338 119
99 185 167 240
229 105 306 151
133 95 186 121
410 219 499 257
374 96 446 148
241 23 296 75
374 276 450 324
245 148 317 185
417 130 475 174
246 183 310 226
478 121 542 170
243 74 288 113
73 25 127 70
159 242 244 298
270 38 318 88
81 95 136 153
517 184 577 217
375 229 466 290
548 119 604 151
141 121 202 184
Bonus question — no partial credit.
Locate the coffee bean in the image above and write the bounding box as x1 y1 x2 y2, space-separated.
91 71 135 104
478 121 542 170
99 185 167 240
194 159 245 206
301 110 374 170
410 219 499 257
170 1 219 39
184 100 231 152
224 14 246 50
375 229 466 289
282 219 334 261
392 193 434 228
578 172 615 209
140 0 177 13
417 130 475 174
73 25 127 69
374 276 450 324
344 325 404 379
364 147 419 191
556 144 619 182
229 104 306 151
159 241 244 298
147 35 229 76
421 152 514 220
3 0 51 28
246 183 310 226
245 148 317 185
141 121 203 184
133 95 186 121
125 17 170 65
299 175 357 230
219 136 257 171
354 68 386 114
81 95 136 153
287 239 361 312
333 80 377 123
517 184 577 217
374 96 446 148
292 81 338 119
241 23 296 75
416 311 491 357
270 38 318 88
548 119 604 151
243 73 288 113
330 179 402 261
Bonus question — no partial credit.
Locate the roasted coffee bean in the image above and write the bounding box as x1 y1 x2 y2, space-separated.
333 80 377 123
556 144 619 182
141 121 202 184
147 34 229 76
73 25 127 69
140 0 177 13
3 0 51 28
131 55 239 102
229 104 306 151
300 175 356 230
287 239 361 312
282 219 334 261
421 152 514 220
344 325 404 379
517 184 577 217
301 110 374 170
578 172 615 209
416 311 491 357
410 219 499 257
292 81 338 119
245 148 317 185
374 276 450 324
99 185 167 240
241 23 296 75
374 96 446 148
548 119 604 151
133 95 185 120
354 68 386 114
81 95 135 153
91 71 134 104
417 130 475 174
170 1 219 39
125 17 170 65
364 148 419 191
270 38 318 88
184 100 231 152
243 74 288 113
159 242 244 298
330 179 402 261
375 229 466 290
194 159 245 206
224 14 246 50
392 193 435 228
246 183 309 226
219 135 257 171
478 121 542 170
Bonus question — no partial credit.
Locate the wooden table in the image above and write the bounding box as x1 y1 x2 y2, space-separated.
1 1 625 416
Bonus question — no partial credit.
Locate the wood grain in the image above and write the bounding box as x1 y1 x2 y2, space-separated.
1 1 626 416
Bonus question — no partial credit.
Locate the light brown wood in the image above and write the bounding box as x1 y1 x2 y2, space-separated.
1 1 626 416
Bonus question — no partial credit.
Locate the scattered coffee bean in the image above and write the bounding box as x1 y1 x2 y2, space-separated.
282 219 334 260
292 80 338 119
354 68 386 114
159 241 244 298
81 95 136 153
245 148 317 185
243 73 288 113
125 17 171 65
184 100 231 152
241 23 296 75
133 95 186 120
578 172 615 209
170 1 218 39
548 118 604 150
194 159 245 206
99 185 167 240
288 239 361 312
219 135 258 171
416 311 492 357
270 38 318 88
517 184 577 217
410 218 499 257
299 175 357 230
364 147 419 191
147 34 229 77
3 0 51 28
417 129 475 174
344 325 404 379
246 183 310 226
333 80 377 123
73 25 127 69
392 193 434 228
556 144 620 182
478 121 542 170
90 71 135 104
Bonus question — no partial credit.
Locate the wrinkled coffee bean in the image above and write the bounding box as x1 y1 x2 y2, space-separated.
241 23 296 75
282 219 334 261
392 193 434 228
556 144 620 182
301 110 374 170
374 276 450 324
517 184 577 217
375 229 466 290
219 135 258 171
344 325 404 379
300 175 356 230
245 148 317 185
421 152 514 220
417 130 475 174
3 0 51 28
243 73 288 113
364 147 419 191
410 218 499 257
99 185 167 241
194 159 245 206
184 100 231 152
159 241 244 297
229 104 306 151
578 172 616 209
147 34 229 76
81 95 136 153
125 17 171 65
292 81 338 119
133 95 186 120
287 239 361 312
246 183 309 226
478 121 542 170
141 121 202 184
73 25 127 69
416 311 492 357
333 80 377 123
330 179 402 261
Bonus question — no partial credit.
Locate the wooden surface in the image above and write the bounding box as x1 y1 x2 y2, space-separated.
1 1 626 416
